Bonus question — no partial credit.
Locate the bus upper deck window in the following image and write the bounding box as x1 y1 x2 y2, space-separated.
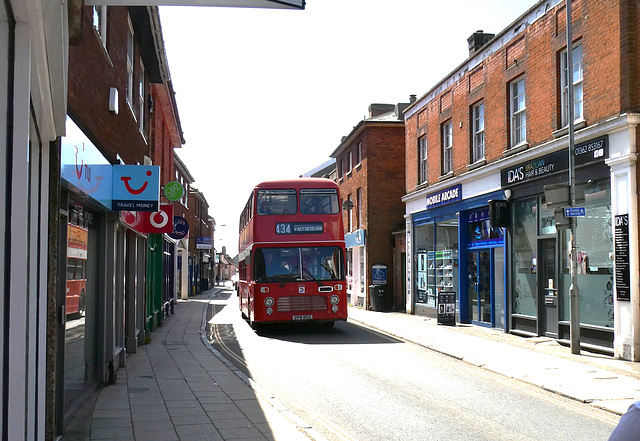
300 189 339 214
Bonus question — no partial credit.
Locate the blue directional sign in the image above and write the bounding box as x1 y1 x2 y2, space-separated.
564 207 586 217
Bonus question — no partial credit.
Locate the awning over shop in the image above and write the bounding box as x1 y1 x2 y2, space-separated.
85 0 304 8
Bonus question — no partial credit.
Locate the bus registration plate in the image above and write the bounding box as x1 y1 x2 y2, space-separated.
293 314 313 321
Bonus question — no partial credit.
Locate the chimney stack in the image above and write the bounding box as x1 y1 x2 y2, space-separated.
467 30 495 56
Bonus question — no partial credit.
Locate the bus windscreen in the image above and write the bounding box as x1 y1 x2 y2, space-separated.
254 246 344 283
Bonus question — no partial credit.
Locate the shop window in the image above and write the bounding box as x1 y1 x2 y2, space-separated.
415 219 459 308
559 180 612 327
510 77 526 147
560 43 583 127
512 197 538 316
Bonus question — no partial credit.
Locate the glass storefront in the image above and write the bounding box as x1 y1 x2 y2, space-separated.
64 200 98 412
510 178 613 333
415 219 459 308
512 197 538 317
559 179 613 328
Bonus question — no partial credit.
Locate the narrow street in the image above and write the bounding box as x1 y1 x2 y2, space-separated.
206 287 619 441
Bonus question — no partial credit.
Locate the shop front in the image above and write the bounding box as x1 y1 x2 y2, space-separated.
408 183 506 327
501 134 614 350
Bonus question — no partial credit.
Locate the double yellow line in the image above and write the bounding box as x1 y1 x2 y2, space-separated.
210 322 359 441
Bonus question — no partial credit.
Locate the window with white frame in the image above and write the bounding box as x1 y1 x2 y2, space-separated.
138 61 145 132
347 194 353 232
510 77 526 147
357 142 362 164
92 6 108 47
348 150 353 172
442 121 452 174
337 159 342 179
356 187 362 228
419 135 428 184
561 43 583 126
472 102 485 162
126 16 134 110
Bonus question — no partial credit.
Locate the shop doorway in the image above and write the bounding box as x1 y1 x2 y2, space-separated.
468 250 491 324
540 238 558 337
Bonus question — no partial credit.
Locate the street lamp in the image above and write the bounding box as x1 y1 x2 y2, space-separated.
566 0 580 355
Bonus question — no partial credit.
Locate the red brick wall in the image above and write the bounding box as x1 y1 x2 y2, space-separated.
68 6 149 166
337 122 405 307
405 0 630 193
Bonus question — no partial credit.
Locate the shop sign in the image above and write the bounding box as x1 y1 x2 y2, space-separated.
489 200 511 228
425 184 462 209
345 229 366 248
85 0 304 8
501 135 608 187
61 117 113 210
169 216 189 240
163 181 184 202
197 237 212 250
437 291 456 326
112 165 161 211
121 203 174 234
614 214 630 301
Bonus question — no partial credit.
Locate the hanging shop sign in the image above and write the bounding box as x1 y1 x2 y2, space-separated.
489 199 511 228
163 181 185 202
169 216 189 240
121 203 174 234
196 237 213 250
614 214 630 301
425 184 462 209
345 229 366 248
112 165 161 211
60 116 113 210
500 135 609 187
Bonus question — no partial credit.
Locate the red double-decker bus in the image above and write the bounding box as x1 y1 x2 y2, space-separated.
238 178 347 328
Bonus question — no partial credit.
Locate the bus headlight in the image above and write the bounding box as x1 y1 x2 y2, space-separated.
334 284 343 290
331 305 339 313
266 307 273 315
329 295 339 305
264 297 274 307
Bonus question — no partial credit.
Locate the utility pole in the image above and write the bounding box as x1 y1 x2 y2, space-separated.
566 0 580 355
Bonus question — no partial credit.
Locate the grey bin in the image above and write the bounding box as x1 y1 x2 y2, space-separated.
369 285 385 312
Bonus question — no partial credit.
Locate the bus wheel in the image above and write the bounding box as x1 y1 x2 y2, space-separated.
322 321 335 329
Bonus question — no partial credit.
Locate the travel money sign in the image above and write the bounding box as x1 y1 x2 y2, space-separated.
112 165 161 211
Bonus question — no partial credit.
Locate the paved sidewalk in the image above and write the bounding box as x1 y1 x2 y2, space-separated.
63 287 316 441
347 306 640 416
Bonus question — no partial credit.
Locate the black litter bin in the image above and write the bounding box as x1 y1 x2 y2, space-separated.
369 285 385 311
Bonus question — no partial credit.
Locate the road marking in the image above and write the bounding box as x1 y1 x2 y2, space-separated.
210 322 359 441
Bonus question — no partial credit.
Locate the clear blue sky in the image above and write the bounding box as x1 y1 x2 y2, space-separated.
159 0 529 256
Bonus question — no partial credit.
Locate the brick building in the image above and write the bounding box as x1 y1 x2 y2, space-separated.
403 0 640 360
55 5 184 436
331 103 408 310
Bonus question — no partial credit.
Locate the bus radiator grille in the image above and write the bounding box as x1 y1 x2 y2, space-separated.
277 296 327 312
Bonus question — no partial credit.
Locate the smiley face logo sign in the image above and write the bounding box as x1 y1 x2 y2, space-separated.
112 165 160 211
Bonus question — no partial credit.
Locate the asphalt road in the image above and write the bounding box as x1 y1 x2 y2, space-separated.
205 288 619 441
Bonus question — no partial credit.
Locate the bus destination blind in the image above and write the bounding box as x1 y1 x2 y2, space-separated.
276 222 323 235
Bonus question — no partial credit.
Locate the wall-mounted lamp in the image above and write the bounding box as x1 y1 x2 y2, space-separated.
109 87 119 114
342 200 354 211
504 189 511 200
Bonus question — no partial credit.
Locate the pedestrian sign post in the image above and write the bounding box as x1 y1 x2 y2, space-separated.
564 207 586 217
